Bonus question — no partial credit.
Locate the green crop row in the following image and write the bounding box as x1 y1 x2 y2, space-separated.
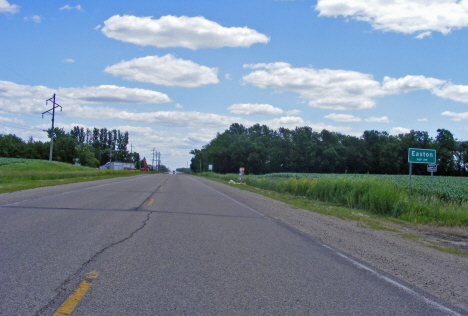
201 172 468 226
259 173 468 203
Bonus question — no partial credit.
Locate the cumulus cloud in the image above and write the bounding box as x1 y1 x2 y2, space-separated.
364 116 390 123
0 0 19 14
227 103 284 116
243 62 468 110
441 111 468 121
0 81 171 115
432 84 468 103
381 75 445 94
59 85 171 104
105 54 219 88
25 15 41 23
315 0 468 38
101 15 270 50
243 62 384 110
308 122 353 134
390 127 412 135
59 4 83 11
324 113 361 122
175 103 184 109
63 58 75 63
94 24 101 30
286 109 301 116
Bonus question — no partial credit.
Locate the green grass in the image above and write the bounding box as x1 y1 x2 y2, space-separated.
199 172 468 227
0 158 141 193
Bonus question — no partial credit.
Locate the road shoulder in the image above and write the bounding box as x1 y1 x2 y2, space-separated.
193 175 468 313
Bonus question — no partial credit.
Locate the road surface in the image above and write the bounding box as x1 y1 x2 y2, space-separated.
0 174 464 315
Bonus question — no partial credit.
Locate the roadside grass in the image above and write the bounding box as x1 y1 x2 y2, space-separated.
200 172 468 227
0 158 141 193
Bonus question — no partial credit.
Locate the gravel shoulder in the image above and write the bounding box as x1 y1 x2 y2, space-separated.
193 176 468 313
1 174 467 313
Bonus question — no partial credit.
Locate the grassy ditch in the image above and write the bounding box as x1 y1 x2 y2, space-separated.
200 172 468 227
0 158 141 193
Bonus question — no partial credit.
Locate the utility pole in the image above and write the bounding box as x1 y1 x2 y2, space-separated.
152 148 156 170
42 94 62 162
157 151 161 171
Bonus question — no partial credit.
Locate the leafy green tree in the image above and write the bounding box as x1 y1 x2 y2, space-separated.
76 143 99 167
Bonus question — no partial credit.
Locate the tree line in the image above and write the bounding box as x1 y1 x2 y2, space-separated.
190 123 468 176
0 126 140 168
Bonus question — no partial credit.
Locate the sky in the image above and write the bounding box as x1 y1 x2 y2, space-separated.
1 0 468 170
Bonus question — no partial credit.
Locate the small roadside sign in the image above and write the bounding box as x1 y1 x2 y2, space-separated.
239 167 244 182
408 148 436 164
427 163 437 172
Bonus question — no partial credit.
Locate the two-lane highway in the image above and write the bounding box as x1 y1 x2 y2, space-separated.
0 174 464 315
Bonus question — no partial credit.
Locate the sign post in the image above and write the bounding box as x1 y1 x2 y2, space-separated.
408 148 436 198
239 167 244 182
427 163 437 197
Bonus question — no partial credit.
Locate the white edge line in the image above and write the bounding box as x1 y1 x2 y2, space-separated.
320 244 462 316
192 176 462 316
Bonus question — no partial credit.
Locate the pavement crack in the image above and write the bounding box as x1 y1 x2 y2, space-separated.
34 211 152 316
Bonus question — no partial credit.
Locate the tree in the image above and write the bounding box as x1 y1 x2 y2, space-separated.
76 144 99 167
435 128 457 176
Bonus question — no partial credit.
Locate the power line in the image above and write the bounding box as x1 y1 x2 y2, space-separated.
0 62 38 86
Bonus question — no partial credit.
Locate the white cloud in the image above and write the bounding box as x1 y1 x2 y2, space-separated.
225 74 232 80
186 128 219 144
0 0 19 14
243 62 468 110
441 111 468 121
101 15 270 50
316 0 468 38
63 58 75 63
227 103 283 116
381 75 445 94
286 109 301 116
25 15 41 23
264 116 305 129
432 83 468 103
308 122 353 134
364 116 390 123
417 118 428 122
94 24 101 30
390 127 412 135
175 103 184 109
104 54 219 88
0 81 171 115
58 85 171 104
59 4 83 11
324 113 361 122
243 62 384 110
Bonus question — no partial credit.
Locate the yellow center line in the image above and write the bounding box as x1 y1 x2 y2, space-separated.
53 271 98 316
147 198 154 205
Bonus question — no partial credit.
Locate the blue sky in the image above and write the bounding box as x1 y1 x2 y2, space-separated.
1 0 468 170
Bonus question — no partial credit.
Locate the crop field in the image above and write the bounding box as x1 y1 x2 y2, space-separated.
202 171 468 226
260 173 468 203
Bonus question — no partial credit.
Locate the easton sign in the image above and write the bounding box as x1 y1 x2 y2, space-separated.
408 148 436 164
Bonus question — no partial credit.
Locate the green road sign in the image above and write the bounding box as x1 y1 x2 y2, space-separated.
408 148 436 164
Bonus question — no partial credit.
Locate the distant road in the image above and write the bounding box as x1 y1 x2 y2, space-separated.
0 174 464 315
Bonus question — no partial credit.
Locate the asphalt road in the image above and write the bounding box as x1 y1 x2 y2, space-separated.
0 174 464 315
